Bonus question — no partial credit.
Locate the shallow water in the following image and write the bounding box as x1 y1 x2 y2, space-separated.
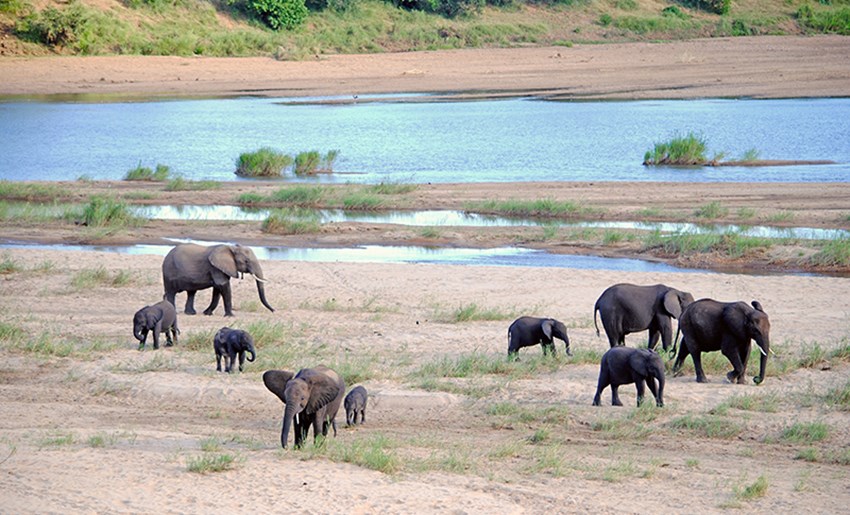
136 205 850 240
2 97 848 183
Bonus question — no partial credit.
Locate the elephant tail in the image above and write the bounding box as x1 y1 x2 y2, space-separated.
593 303 600 337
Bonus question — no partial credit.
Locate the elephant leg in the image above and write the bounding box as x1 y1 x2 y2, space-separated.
647 327 661 351
152 321 162 350
592 369 610 406
692 351 709 383
672 339 690 377
238 351 246 372
165 328 174 347
220 282 234 317
645 377 659 405
722 343 746 384
138 330 148 351
361 408 366 424
611 385 623 406
204 288 221 316
736 341 751 384
226 352 236 373
215 353 222 372
184 291 197 315
634 380 646 407
170 326 178 346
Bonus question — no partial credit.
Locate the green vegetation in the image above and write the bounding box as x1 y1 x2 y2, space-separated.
0 253 23 274
364 181 418 195
643 132 708 166
466 198 596 218
734 474 769 501
71 266 134 289
0 181 67 202
164 177 220 191
186 453 241 473
7 0 848 58
694 201 729 219
642 230 775 258
124 163 171 181
235 148 293 178
262 208 323 234
268 186 328 205
80 196 146 228
668 414 743 439
307 434 400 473
294 150 339 176
432 302 518 323
780 421 830 443
809 238 850 267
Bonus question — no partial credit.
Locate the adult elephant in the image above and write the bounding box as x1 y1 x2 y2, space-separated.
672 299 770 385
162 243 274 317
263 366 345 449
594 283 694 351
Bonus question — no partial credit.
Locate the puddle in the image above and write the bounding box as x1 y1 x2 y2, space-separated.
1 240 696 274
137 205 850 240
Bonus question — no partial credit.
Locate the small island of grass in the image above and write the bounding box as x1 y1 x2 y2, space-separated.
643 132 835 167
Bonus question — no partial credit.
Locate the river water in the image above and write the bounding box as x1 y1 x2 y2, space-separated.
1 96 848 183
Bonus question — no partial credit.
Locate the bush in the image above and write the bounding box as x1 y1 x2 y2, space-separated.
248 0 308 30
235 148 293 178
796 4 850 34
678 0 731 15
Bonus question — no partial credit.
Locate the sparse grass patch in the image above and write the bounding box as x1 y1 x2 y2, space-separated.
418 227 442 239
308 434 399 474
235 148 293 178
643 230 773 258
88 432 120 448
636 207 664 218
431 302 518 323
364 181 418 195
809 238 850 267
186 453 241 473
736 207 757 219
164 177 220 191
466 198 596 218
0 180 67 202
717 392 780 413
824 380 850 410
765 210 795 223
262 209 322 235
0 253 23 274
733 474 769 502
124 163 171 181
37 431 75 448
181 328 216 352
342 192 383 210
113 353 180 373
71 266 134 289
590 417 653 440
80 196 145 228
236 192 265 205
668 414 743 439
269 186 327 206
694 201 729 219
780 421 829 443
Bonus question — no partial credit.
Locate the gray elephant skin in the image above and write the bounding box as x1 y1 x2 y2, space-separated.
344 385 368 426
592 346 665 407
594 283 694 350
213 327 256 373
673 299 770 385
263 366 345 449
133 299 179 350
162 243 274 317
507 316 571 358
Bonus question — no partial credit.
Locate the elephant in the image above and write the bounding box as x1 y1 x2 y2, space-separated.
592 346 665 407
262 366 345 449
213 327 256 373
344 385 368 427
507 316 571 358
133 299 179 350
593 283 694 351
673 299 770 385
162 243 274 317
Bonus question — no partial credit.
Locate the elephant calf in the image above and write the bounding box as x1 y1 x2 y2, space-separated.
344 385 368 426
213 327 256 373
133 299 179 351
507 316 571 358
592 347 665 408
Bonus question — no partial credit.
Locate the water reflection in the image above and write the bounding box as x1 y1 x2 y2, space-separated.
137 205 850 240
0 241 694 273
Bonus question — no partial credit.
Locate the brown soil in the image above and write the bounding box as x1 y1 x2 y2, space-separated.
2 38 850 514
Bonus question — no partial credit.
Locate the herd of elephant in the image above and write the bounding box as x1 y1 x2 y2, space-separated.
130 242 771 448
509 282 771 409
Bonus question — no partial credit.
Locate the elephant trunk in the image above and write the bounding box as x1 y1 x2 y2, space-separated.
247 346 256 362
754 336 769 385
133 325 144 342
281 403 297 449
253 270 274 313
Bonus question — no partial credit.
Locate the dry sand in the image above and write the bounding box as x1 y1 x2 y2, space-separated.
1 36 850 514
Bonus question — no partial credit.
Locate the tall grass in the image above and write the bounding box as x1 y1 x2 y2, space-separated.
466 198 595 218
80 196 145 228
293 150 339 176
0 181 67 201
642 230 774 258
124 163 171 181
269 186 327 206
364 181 418 195
235 148 293 178
643 132 709 166
809 239 850 267
262 209 322 234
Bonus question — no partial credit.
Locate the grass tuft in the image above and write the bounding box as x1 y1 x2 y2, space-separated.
643 132 708 166
124 163 171 181
235 148 293 178
186 453 240 473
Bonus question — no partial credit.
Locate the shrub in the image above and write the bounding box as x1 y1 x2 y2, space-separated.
235 148 293 178
293 150 339 176
678 0 730 15
248 0 308 30
796 4 850 34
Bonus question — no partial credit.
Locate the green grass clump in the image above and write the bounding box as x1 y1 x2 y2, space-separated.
809 238 850 267
780 421 830 443
734 474 769 501
236 192 266 205
80 196 145 228
643 132 708 166
694 201 729 219
71 266 134 289
824 380 850 410
433 302 517 323
643 230 773 258
308 434 399 474
796 4 850 35
235 148 293 178
186 453 240 473
293 150 339 176
0 253 23 274
124 163 171 181
342 193 383 210
164 177 219 191
668 414 743 439
270 186 327 206
262 209 322 234
364 181 418 195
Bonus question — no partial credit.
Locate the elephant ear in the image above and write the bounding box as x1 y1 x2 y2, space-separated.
301 369 342 415
145 308 160 328
208 245 238 279
541 319 554 340
263 370 295 403
751 300 764 313
662 290 683 319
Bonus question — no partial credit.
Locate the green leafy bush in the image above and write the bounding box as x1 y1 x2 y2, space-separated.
249 0 308 30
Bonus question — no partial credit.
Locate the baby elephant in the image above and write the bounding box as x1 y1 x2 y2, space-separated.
507 316 571 358
133 300 179 350
214 327 256 373
593 346 665 408
344 385 368 426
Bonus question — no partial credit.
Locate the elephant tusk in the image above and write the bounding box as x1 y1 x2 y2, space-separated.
755 345 768 357
253 275 271 284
